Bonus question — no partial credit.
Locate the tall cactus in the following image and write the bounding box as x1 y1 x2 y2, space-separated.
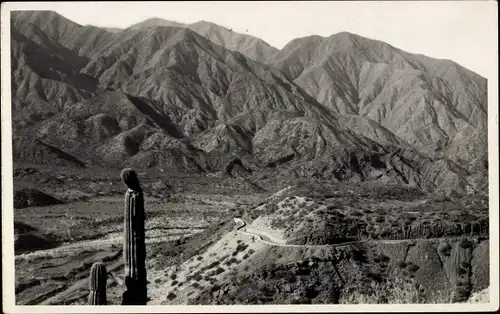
120 168 148 305
88 262 107 305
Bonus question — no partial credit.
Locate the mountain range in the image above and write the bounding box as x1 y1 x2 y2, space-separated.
10 10 488 195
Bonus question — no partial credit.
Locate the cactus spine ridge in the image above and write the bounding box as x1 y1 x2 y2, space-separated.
88 262 107 305
121 168 147 305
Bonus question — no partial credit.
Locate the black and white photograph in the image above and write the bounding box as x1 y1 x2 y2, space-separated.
1 1 498 312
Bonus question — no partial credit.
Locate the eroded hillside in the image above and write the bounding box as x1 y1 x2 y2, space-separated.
10 11 488 196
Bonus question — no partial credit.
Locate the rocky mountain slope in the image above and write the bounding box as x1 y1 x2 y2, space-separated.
270 33 487 157
127 18 279 63
151 183 489 305
10 11 488 195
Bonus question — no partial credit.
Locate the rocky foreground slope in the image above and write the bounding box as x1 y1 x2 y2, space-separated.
10 11 488 195
13 179 489 305
149 183 489 305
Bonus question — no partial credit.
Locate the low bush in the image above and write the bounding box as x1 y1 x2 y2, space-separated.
438 242 452 257
455 286 469 300
459 238 472 249
205 261 220 270
407 264 419 273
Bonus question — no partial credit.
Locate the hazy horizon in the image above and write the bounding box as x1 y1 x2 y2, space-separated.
5 1 498 79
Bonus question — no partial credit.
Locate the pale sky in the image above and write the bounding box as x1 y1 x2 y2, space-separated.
4 1 498 79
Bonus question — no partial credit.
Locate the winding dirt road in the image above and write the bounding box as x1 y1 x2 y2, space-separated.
233 218 370 248
232 218 464 248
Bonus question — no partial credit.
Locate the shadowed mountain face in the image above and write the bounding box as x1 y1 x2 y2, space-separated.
10 11 488 195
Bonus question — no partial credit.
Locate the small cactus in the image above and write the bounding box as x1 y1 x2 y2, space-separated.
88 262 107 305
121 168 147 305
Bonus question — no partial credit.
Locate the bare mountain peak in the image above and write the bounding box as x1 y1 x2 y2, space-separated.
189 20 235 33
283 34 326 46
128 17 186 30
12 10 83 27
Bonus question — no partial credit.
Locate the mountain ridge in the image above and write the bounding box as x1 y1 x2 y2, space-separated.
10 10 488 195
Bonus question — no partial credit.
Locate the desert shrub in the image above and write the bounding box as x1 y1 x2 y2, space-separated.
459 238 472 249
454 286 470 301
326 204 337 211
438 242 452 257
234 243 249 254
197 256 203 261
351 247 367 263
193 273 203 281
205 261 220 270
208 266 226 276
456 279 471 289
191 282 200 289
171 280 178 286
351 210 363 217
397 261 407 269
316 209 326 216
407 264 419 273
366 225 375 233
367 271 383 282
167 292 177 301
340 277 427 304
242 253 250 260
378 254 390 263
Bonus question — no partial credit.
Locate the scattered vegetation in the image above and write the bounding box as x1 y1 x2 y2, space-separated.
460 238 473 249
438 241 452 257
